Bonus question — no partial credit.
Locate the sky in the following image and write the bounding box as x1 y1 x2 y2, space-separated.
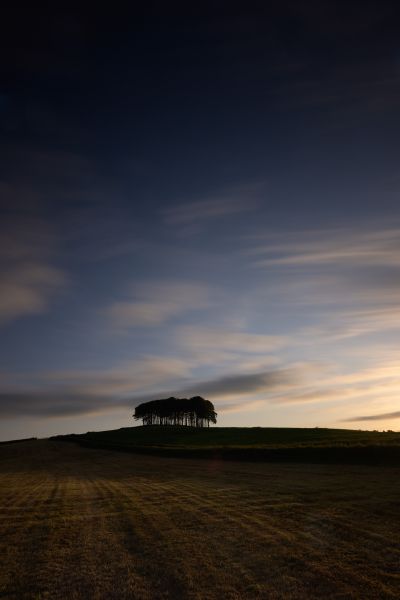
1 1 400 440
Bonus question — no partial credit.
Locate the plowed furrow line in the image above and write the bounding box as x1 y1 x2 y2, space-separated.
104 478 277 599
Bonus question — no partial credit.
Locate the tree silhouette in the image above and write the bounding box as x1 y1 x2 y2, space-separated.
133 396 217 427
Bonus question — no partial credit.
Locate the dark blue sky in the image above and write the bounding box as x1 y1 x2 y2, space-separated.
2 2 400 439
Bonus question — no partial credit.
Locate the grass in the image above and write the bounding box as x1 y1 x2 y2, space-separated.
52 425 400 464
0 439 399 598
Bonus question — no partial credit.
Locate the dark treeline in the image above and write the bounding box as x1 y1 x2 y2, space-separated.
134 396 217 427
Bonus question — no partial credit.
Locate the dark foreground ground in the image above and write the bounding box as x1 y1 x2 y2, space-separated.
0 440 399 599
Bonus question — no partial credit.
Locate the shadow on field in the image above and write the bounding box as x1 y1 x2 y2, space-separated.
52 434 400 466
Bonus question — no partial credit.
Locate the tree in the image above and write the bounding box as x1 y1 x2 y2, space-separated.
133 396 217 427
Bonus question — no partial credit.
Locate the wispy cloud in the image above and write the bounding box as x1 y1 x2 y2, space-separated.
130 365 308 409
163 182 262 226
218 400 266 414
0 217 66 325
43 356 192 396
244 224 400 345
0 356 191 418
0 392 124 418
176 326 287 354
343 410 400 422
267 362 400 423
106 281 211 328
249 227 400 269
302 306 400 341
0 361 299 419
3 352 400 426
180 368 298 398
0 264 65 324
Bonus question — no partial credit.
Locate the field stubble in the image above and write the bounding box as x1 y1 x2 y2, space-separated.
0 440 399 599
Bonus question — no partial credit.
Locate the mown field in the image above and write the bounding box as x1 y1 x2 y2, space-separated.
0 439 399 599
52 425 400 464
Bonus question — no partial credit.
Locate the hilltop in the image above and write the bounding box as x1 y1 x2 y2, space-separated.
51 426 400 465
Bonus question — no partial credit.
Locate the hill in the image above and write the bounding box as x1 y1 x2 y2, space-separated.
51 426 400 465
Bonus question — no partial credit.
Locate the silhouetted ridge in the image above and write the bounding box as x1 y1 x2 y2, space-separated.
133 396 217 427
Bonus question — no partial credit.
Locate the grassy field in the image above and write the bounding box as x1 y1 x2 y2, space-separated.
0 439 399 599
52 425 400 464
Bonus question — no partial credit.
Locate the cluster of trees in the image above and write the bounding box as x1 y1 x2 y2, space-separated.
133 396 217 427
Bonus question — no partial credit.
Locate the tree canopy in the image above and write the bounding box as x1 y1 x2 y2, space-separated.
133 396 217 427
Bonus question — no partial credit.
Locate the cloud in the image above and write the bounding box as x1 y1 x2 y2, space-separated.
0 356 192 418
0 392 123 418
177 326 287 354
5 356 400 426
244 224 400 344
164 197 252 225
342 410 400 422
106 281 211 328
249 227 400 269
182 369 296 397
163 182 261 226
45 356 191 395
217 400 266 414
0 264 65 323
0 217 66 325
130 366 304 409
0 361 299 418
264 362 400 422
303 306 400 341
108 302 179 328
